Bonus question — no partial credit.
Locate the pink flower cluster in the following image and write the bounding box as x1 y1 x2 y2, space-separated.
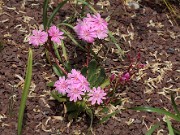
74 13 108 43
29 25 64 46
54 69 106 105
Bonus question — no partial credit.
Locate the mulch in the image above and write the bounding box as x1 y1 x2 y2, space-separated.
0 0 179 135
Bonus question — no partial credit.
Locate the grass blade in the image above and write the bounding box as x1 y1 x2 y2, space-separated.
165 116 175 135
131 106 180 122
171 93 180 116
60 29 86 51
145 123 160 135
53 64 64 77
17 48 33 135
77 0 97 13
58 23 74 29
47 0 69 28
43 0 49 29
108 31 124 56
99 110 119 124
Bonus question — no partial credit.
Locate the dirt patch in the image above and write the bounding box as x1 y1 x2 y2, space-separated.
0 0 179 135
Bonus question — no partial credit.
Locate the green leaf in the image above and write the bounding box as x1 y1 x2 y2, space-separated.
64 61 71 72
108 31 124 56
100 107 109 114
165 116 175 135
47 81 54 87
77 0 97 13
60 40 68 61
86 107 93 130
51 91 67 102
53 64 64 76
18 48 33 135
81 66 88 76
145 123 160 135
171 93 180 116
60 29 86 51
43 0 49 29
99 110 119 124
58 23 74 29
66 101 85 116
66 102 78 113
131 107 180 122
93 68 106 87
45 49 51 64
68 111 79 121
87 60 98 81
47 0 69 28
53 43 62 62
100 78 110 89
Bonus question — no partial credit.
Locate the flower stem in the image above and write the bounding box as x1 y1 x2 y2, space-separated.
45 41 68 76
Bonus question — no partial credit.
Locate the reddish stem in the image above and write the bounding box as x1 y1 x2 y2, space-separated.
45 41 68 76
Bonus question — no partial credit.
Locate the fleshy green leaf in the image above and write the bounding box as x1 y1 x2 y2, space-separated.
18 48 33 135
145 123 160 135
131 106 180 122
60 40 68 61
45 49 51 64
47 0 69 28
100 78 110 89
43 0 49 29
93 68 106 87
165 116 175 135
81 66 88 76
87 60 98 81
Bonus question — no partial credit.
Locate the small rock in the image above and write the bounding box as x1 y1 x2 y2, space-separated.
167 48 175 54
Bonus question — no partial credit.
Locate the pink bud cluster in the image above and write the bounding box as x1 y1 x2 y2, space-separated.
54 69 106 105
74 13 108 43
29 25 64 46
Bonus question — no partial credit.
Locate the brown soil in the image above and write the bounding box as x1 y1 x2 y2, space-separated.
0 0 179 135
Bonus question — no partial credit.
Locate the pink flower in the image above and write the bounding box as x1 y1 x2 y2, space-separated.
48 25 64 44
29 30 48 46
119 72 130 82
88 87 106 105
67 85 84 102
54 76 68 95
95 28 108 39
67 69 90 92
74 13 108 42
92 13 108 30
74 20 96 43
